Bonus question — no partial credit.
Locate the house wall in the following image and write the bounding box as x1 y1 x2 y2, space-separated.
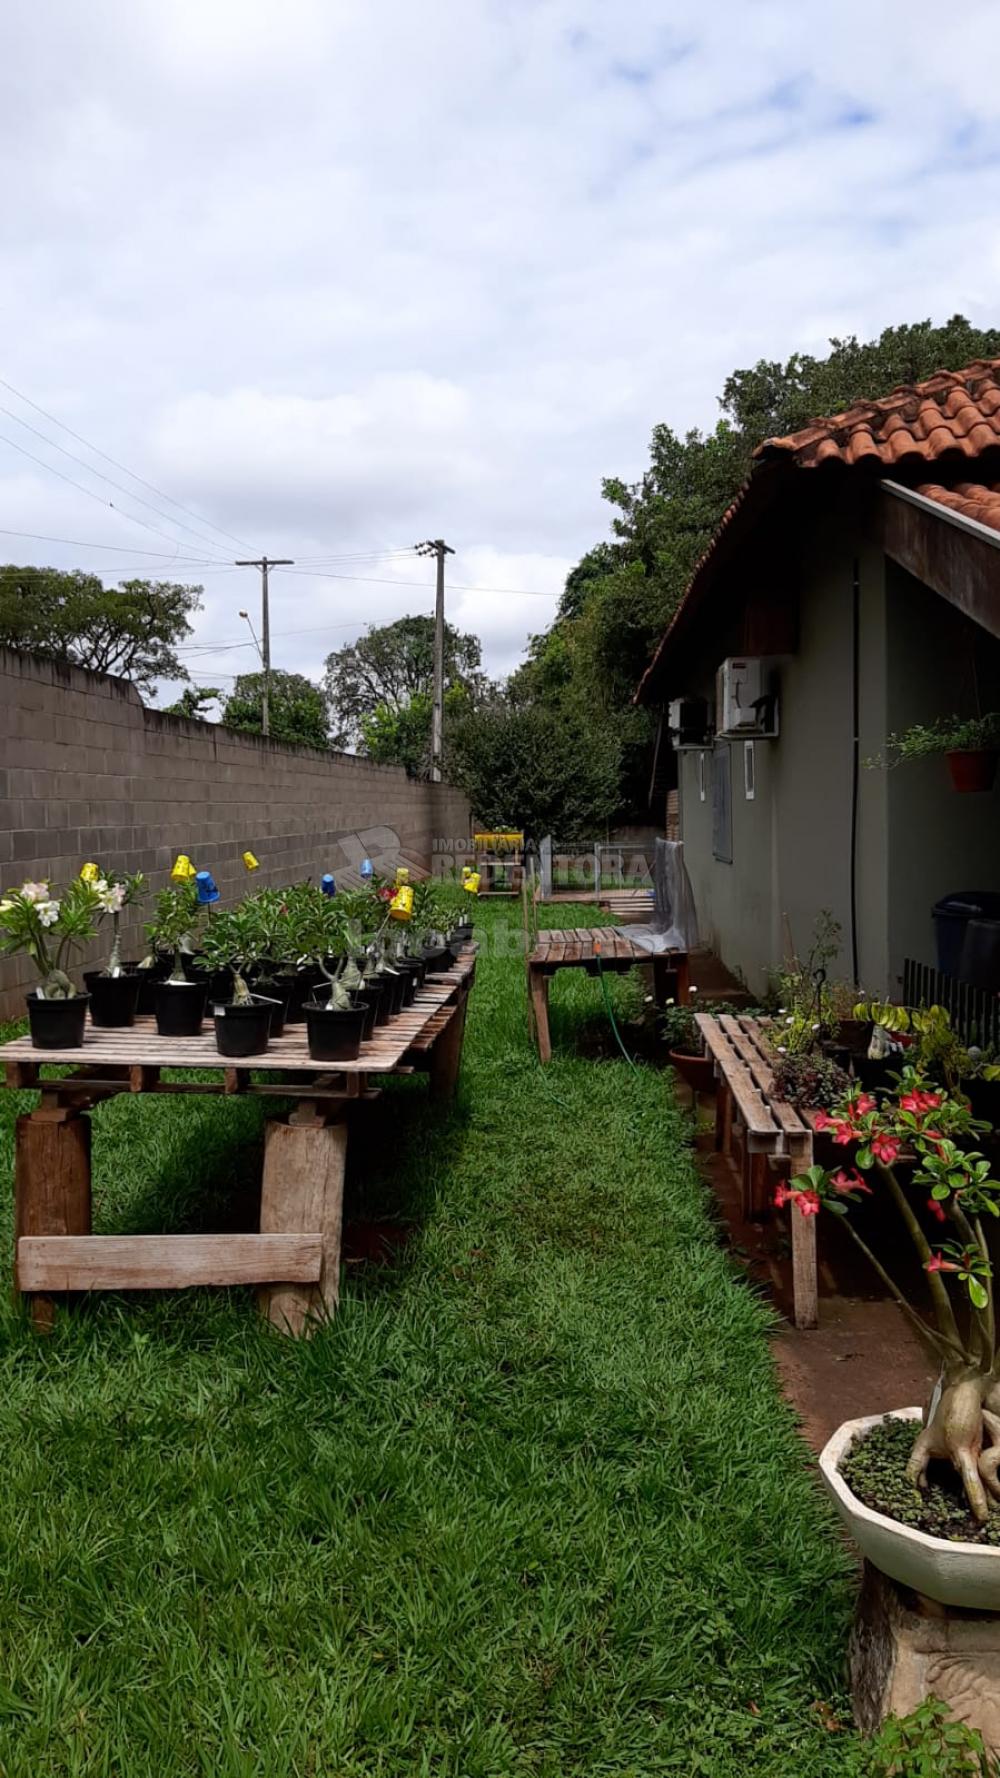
678 524 891 996
0 647 470 1017
884 565 1000 984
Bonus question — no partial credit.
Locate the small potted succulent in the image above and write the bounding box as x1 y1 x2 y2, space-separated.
874 712 1000 793
81 867 147 1027
781 1072 1000 1607
199 906 277 1057
301 901 369 1061
143 884 206 1036
0 877 103 1047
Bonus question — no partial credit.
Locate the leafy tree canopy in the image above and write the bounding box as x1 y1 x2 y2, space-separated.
446 700 621 842
163 686 220 720
0 568 202 694
324 614 485 750
221 670 331 751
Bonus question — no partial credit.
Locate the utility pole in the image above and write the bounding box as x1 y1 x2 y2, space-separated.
235 556 293 737
416 537 454 781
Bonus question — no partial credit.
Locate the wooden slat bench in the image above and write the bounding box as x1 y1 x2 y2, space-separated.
1 950 477 1337
528 926 689 1062
695 1012 819 1329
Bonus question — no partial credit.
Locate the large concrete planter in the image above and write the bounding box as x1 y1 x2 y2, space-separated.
821 1409 1000 1611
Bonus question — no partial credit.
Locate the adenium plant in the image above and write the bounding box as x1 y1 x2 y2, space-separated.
0 878 102 998
783 1067 1000 1519
80 865 146 976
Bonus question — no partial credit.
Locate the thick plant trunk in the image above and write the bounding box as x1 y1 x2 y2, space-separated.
906 1367 1000 1521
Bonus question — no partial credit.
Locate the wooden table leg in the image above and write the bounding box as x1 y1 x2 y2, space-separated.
430 992 469 1102
257 1106 347 1337
673 952 691 1005
15 1107 92 1332
529 966 551 1063
787 1136 818 1329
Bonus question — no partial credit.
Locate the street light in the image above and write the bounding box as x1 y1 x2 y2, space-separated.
239 609 264 665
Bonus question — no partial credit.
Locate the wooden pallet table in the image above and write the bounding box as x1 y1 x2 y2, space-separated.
1 952 476 1337
696 1012 819 1328
527 926 689 1063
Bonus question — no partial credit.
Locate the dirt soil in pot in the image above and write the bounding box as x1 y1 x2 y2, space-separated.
841 1415 1000 1546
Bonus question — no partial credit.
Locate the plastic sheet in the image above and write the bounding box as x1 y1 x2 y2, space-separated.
626 839 700 955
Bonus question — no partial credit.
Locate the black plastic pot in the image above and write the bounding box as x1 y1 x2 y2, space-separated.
136 954 171 1014
422 943 455 974
284 965 323 1024
154 979 208 1037
26 992 90 1050
304 1001 366 1062
452 921 474 946
84 970 142 1028
181 954 232 1002
213 998 272 1058
381 969 407 1016
393 961 421 1006
357 980 387 1037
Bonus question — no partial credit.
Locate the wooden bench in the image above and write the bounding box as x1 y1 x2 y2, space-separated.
1 951 477 1338
528 926 689 1062
695 1012 819 1329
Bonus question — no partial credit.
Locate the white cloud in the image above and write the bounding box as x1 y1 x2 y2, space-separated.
1 0 999 695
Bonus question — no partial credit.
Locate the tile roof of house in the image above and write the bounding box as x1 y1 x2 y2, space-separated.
915 479 1000 537
756 360 1000 469
635 359 1000 704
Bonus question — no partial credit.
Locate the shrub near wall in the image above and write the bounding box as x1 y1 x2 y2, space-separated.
0 648 469 1016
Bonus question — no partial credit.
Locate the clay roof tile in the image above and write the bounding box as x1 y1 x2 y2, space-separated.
757 358 1000 469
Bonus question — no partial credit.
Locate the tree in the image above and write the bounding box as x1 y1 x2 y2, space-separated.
221 671 330 750
163 686 221 720
0 568 202 694
324 615 485 750
446 700 621 841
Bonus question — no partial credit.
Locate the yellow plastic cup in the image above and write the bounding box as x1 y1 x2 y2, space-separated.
171 854 196 882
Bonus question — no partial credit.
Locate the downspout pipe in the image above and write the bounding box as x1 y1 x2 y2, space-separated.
849 558 861 987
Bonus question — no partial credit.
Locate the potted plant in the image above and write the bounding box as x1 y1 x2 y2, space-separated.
82 868 147 1027
199 906 276 1057
781 1071 1000 1606
875 713 1000 793
298 901 369 1061
143 884 206 1036
0 877 103 1047
769 1050 851 1109
660 998 716 1094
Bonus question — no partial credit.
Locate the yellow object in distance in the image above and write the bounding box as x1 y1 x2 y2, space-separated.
463 873 481 895
171 854 196 882
79 862 101 884
389 885 414 921
242 851 260 872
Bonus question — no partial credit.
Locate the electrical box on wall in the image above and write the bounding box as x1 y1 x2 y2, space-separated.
715 658 779 738
666 695 710 749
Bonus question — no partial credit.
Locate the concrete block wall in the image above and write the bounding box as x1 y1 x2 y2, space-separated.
0 648 470 1017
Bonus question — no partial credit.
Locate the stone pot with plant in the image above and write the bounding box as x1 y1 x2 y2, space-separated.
144 884 207 1036
780 1071 1000 1606
82 867 147 1028
0 877 103 1048
875 712 1000 794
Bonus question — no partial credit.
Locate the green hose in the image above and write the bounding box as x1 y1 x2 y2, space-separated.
596 956 642 1076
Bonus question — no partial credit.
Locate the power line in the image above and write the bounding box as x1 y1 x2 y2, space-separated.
0 403 235 559
283 566 556 596
0 428 226 556
0 373 256 554
0 525 230 561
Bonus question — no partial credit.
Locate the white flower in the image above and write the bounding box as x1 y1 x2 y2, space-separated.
811 1022 821 1031
0 898 13 919
20 881 49 904
97 883 125 913
689 985 698 995
786 1015 795 1025
36 899 60 928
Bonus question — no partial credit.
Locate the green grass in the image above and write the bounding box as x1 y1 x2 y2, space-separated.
0 904 864 1776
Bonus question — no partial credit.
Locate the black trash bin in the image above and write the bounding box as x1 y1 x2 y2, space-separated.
960 918 1000 992
932 891 1000 978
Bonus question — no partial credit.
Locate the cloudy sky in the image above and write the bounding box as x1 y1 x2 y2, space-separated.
2 0 999 703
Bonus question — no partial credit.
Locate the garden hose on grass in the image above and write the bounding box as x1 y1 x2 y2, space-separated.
594 946 642 1077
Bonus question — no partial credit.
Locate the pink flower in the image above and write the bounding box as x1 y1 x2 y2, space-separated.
832 1121 859 1146
796 1190 821 1218
926 1252 959 1273
920 1091 943 1111
851 1094 876 1116
774 1182 793 1210
831 1168 872 1197
899 1092 923 1113
812 1111 834 1132
927 1197 947 1224
871 1133 901 1166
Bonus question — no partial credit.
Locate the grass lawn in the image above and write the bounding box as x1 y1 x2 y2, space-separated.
0 903 864 1776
